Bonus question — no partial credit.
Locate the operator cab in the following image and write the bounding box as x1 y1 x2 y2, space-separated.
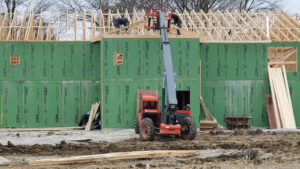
141 96 159 113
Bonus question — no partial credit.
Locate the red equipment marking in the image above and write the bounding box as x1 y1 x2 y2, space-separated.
176 110 191 117
159 123 181 135
142 125 147 137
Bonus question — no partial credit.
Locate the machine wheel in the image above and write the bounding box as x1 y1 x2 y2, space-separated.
134 114 139 134
139 118 154 141
180 117 197 140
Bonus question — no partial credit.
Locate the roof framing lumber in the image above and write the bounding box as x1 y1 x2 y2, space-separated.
0 10 298 42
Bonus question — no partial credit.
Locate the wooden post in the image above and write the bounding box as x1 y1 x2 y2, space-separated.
66 11 68 40
74 12 77 41
37 13 44 40
91 11 95 40
17 12 26 40
1 94 3 127
46 12 52 41
82 11 86 41
6 10 18 40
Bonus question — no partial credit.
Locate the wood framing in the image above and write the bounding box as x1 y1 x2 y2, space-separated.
0 10 299 42
268 47 297 72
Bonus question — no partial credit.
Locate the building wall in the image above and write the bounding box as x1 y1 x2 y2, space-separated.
0 42 100 128
201 42 300 127
100 38 201 128
0 39 299 128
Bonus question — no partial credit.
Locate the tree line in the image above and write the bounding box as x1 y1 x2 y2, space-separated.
0 0 284 14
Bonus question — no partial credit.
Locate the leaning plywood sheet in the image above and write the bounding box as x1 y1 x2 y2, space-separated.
268 65 296 129
29 150 199 165
265 95 278 129
267 65 281 128
85 102 100 131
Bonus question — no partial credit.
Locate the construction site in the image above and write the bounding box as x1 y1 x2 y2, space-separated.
0 6 300 168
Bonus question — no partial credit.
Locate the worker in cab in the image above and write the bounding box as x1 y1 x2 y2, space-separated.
113 16 130 34
168 12 182 35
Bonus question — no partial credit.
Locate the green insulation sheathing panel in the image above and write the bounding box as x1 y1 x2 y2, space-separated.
101 38 201 128
101 38 300 128
1 39 300 129
201 42 300 127
0 42 100 128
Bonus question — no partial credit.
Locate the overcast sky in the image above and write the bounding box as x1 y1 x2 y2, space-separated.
284 0 299 14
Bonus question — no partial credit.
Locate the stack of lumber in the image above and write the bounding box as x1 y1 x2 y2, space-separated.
85 102 100 131
200 96 218 131
267 65 296 129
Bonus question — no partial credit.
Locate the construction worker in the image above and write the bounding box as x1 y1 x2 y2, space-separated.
168 12 182 35
113 16 130 34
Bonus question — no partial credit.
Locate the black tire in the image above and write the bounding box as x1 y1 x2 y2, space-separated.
180 117 197 140
139 118 154 141
135 114 139 134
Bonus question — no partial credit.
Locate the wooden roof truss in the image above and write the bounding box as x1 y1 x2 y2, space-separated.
0 9 299 42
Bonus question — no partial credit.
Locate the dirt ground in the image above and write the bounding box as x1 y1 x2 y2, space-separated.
1 129 300 169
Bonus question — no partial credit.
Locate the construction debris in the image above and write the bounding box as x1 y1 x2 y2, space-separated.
85 102 100 131
28 150 199 166
200 96 218 131
0 156 10 165
225 116 251 130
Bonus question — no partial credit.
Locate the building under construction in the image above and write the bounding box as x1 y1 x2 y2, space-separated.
0 9 300 129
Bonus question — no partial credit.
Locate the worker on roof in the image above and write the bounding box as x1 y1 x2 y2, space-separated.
168 12 182 35
113 16 130 35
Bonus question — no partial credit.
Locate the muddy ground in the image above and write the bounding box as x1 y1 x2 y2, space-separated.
1 129 300 168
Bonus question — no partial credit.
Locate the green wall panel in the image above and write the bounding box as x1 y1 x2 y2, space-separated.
200 42 300 127
0 41 100 128
101 38 201 128
2 38 300 129
102 79 200 128
101 38 200 80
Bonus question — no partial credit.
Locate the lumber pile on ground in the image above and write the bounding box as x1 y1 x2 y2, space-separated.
85 102 100 131
28 150 199 165
200 96 218 130
267 65 296 129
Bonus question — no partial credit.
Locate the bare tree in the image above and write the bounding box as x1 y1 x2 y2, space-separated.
229 0 283 12
0 0 56 14
58 0 111 13
0 0 28 14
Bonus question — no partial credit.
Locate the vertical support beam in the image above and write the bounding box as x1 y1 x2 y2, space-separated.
82 11 86 41
106 9 111 32
99 10 104 34
17 12 26 40
6 10 18 40
74 11 77 41
66 11 68 40
266 15 270 39
25 11 34 40
0 10 9 40
91 11 95 40
56 12 60 41
46 12 52 41
37 13 44 40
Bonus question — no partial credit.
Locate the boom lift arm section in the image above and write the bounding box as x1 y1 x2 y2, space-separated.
159 11 178 125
